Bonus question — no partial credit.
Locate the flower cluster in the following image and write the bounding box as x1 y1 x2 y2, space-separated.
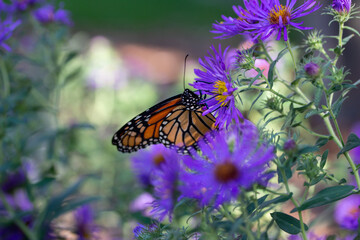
212 0 321 41
131 121 274 222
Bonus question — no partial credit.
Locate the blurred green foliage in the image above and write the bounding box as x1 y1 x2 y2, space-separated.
62 0 236 30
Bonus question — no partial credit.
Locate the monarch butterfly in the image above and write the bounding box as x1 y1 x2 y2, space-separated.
111 89 216 154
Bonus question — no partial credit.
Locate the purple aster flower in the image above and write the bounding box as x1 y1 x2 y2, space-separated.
54 7 72 26
131 145 171 187
332 0 351 13
150 149 181 221
304 62 320 77
133 223 158 239
180 121 274 207
0 168 34 240
288 231 326 240
1 168 27 194
334 194 360 230
74 205 98 240
33 4 72 26
0 17 21 52
14 0 38 11
191 44 243 129
33 5 56 24
213 0 321 41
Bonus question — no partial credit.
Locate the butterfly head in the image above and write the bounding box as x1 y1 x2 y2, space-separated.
182 89 201 110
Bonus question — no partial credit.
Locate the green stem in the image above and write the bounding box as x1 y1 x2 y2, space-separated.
279 168 308 240
286 38 297 72
0 58 10 98
237 85 306 105
334 21 344 66
0 191 37 240
259 40 273 63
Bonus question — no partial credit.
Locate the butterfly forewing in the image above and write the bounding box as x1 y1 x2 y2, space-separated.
112 95 182 153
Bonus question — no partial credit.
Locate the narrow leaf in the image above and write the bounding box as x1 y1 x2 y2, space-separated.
291 185 354 212
337 133 360 157
271 212 308 234
320 150 328 169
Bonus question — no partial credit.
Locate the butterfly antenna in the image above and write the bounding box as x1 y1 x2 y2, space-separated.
183 54 189 90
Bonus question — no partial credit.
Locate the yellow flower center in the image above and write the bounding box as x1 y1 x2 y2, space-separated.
213 80 229 106
268 5 291 25
214 162 239 183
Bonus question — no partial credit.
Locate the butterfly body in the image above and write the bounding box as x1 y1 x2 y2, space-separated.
112 89 216 154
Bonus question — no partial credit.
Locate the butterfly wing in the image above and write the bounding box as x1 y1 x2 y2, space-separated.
159 106 216 153
112 89 217 153
112 94 183 153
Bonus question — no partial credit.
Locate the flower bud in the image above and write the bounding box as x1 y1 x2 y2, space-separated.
304 62 320 77
283 139 296 152
332 0 351 13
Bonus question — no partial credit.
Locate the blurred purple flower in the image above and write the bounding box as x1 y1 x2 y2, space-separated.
1 168 27 193
350 123 360 165
133 224 146 238
131 145 171 187
33 4 72 26
14 0 38 11
0 17 21 52
150 149 181 221
133 223 158 239
288 231 326 240
130 192 155 214
304 62 320 77
332 0 351 13
74 205 98 240
191 44 243 129
212 0 321 41
0 168 34 240
283 139 297 151
180 122 274 207
334 194 360 231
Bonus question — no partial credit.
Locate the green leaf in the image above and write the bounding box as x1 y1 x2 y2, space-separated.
259 193 293 209
316 137 330 148
331 96 347 118
62 51 78 65
294 102 313 113
291 185 355 212
268 48 288 88
277 165 293 183
314 87 322 108
320 150 328 169
344 26 360 38
2 0 12 4
306 173 326 186
271 212 308 234
298 145 319 154
337 133 360 157
247 195 268 214
342 34 354 45
305 109 325 119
